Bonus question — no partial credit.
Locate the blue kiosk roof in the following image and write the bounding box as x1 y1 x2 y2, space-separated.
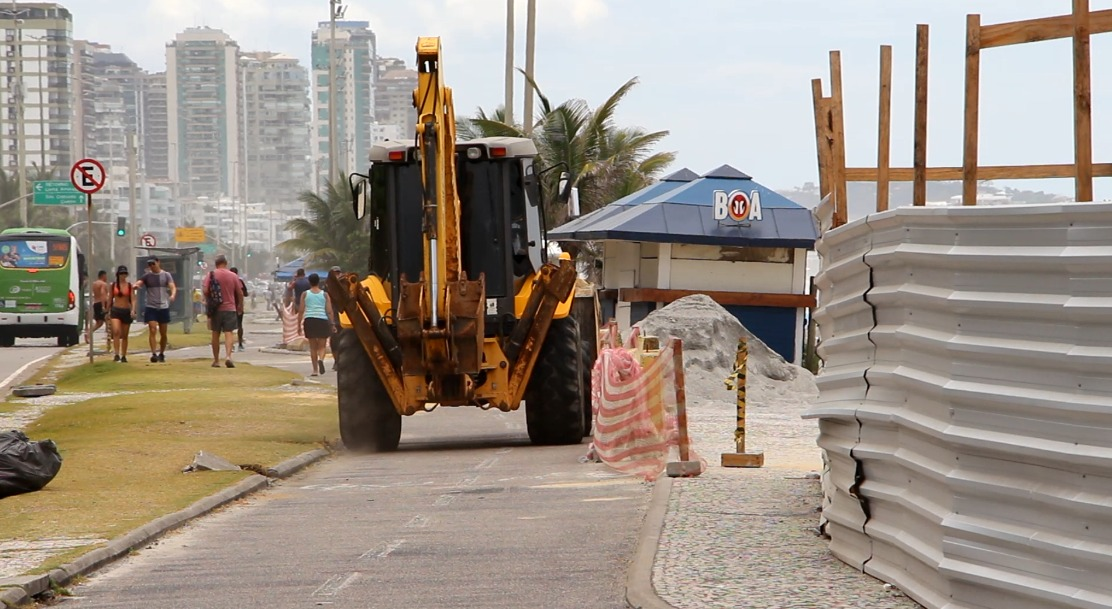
549 165 818 249
273 256 330 282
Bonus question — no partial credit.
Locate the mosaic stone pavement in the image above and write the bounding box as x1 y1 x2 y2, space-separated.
651 393 923 608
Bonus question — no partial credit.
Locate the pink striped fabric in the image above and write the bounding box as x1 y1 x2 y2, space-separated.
586 338 684 481
279 303 306 347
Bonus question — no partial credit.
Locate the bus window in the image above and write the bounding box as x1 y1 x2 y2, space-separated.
0 239 70 269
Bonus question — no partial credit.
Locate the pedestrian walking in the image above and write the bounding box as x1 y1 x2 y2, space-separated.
192 288 203 322
109 266 136 363
88 270 111 350
297 273 335 376
289 268 310 314
203 255 244 368
231 267 248 351
328 265 342 371
135 257 177 363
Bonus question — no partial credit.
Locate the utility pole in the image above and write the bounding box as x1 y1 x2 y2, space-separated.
12 6 27 226
242 61 250 266
327 0 341 185
127 133 137 269
504 0 515 126
523 0 537 134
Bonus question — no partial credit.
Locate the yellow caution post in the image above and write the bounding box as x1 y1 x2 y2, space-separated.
721 336 764 468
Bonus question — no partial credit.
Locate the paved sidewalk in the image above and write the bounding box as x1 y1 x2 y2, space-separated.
651 378 921 608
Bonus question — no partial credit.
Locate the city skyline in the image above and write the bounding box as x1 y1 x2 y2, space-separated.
56 0 1111 201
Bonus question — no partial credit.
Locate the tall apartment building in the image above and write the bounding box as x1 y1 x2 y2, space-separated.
0 2 73 177
310 20 375 186
71 40 142 190
374 58 417 140
141 72 169 181
239 51 311 217
166 26 240 198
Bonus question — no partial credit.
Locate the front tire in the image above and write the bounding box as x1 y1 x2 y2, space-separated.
335 329 402 452
524 317 586 445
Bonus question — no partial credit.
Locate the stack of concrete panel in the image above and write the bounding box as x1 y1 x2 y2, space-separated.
808 203 1112 609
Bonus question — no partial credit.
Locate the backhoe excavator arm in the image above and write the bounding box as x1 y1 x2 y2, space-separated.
413 36 462 325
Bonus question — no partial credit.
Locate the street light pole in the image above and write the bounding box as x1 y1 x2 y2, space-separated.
242 64 249 266
127 133 137 269
523 0 536 135
9 5 28 226
327 0 341 185
504 0 514 126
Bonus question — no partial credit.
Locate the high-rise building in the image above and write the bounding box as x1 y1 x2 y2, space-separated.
141 72 169 182
166 26 240 198
374 58 417 141
0 2 73 177
310 20 375 187
239 51 311 219
71 40 142 190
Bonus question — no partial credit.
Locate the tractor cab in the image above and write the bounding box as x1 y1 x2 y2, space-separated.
352 137 545 321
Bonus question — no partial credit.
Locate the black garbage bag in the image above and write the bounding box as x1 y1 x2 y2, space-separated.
0 430 63 499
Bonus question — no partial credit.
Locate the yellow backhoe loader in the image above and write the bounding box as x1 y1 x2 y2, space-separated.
326 37 593 452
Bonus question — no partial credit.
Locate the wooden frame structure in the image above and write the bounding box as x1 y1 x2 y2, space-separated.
813 2 1111 228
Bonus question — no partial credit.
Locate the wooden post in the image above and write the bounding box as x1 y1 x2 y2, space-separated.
1074 0 1094 202
963 14 982 206
811 79 833 204
665 338 702 477
829 51 849 227
913 24 930 206
876 45 893 212
722 336 764 468
673 339 691 463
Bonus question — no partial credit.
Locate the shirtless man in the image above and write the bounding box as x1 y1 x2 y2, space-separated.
88 270 111 350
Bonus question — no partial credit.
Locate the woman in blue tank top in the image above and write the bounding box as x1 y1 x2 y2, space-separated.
298 273 335 376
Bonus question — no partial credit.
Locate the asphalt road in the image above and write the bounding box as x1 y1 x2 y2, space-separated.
58 323 650 609
0 339 61 392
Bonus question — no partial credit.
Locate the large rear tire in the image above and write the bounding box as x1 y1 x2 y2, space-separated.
524 317 586 445
0 333 13 348
335 329 401 453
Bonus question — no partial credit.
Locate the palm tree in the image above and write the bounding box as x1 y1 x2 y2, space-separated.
459 76 676 227
278 177 370 273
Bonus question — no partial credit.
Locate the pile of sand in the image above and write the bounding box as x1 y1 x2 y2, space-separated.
633 295 817 405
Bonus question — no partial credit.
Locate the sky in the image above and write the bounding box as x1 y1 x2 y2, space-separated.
62 0 1112 200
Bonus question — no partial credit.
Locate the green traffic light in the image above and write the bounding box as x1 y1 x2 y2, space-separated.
116 229 125 237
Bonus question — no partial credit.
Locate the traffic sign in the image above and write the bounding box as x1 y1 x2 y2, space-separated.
175 226 206 243
70 158 106 195
32 180 85 206
198 243 217 254
139 233 157 248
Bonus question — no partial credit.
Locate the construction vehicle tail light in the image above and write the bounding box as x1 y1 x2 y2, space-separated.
67 290 75 310
388 151 406 161
490 147 507 158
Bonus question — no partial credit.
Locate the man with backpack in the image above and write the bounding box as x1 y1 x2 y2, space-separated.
203 255 244 368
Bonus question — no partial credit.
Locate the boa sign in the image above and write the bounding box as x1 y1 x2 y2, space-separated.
713 189 763 222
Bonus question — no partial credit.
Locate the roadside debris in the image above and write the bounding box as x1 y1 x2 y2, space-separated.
181 451 241 473
10 384 57 398
0 430 63 498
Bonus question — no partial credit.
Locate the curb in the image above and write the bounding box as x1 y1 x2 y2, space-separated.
0 447 332 607
626 476 679 609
